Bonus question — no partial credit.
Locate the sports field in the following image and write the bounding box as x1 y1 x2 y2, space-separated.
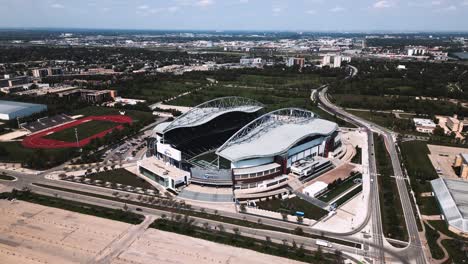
44 120 118 142
22 115 132 149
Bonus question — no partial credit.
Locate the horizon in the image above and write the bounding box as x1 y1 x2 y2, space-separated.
1 0 468 32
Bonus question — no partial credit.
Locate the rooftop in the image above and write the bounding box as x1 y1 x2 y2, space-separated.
217 108 338 162
139 156 189 181
431 178 468 233
0 100 47 115
413 118 436 127
159 97 264 134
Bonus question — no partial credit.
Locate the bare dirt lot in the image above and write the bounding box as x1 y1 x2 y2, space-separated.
427 144 468 178
0 200 305 264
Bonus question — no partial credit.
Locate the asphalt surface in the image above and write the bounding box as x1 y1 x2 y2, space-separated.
317 87 426 264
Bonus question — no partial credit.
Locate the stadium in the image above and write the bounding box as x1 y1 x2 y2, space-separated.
138 97 342 195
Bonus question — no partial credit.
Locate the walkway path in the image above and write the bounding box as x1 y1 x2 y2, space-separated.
423 219 453 264
92 215 155 264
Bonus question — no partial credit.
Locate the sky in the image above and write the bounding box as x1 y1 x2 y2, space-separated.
1 0 468 32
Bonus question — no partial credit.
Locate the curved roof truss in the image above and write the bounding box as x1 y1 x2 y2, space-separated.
163 96 264 133
216 108 317 154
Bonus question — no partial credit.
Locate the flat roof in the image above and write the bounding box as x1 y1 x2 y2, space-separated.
413 118 436 127
303 181 328 196
217 117 337 162
139 157 189 181
431 178 468 232
0 100 46 114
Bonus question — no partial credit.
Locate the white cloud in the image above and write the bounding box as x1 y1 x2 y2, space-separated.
373 0 393 9
462 0 468 6
239 0 249 3
195 0 214 7
167 6 180 12
442 5 457 11
51 3 64 9
272 7 282 15
305 9 316 14
138 5 149 10
330 6 344 12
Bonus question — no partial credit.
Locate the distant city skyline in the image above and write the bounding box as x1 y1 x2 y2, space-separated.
1 0 468 32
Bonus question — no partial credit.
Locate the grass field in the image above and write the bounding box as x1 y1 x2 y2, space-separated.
71 106 154 124
399 141 439 198
44 120 118 142
85 169 157 190
256 197 328 220
0 174 15 181
0 141 76 169
317 173 362 203
375 134 408 241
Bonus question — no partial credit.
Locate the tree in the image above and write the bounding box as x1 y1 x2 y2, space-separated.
239 204 247 213
294 227 304 236
281 212 288 221
297 216 304 224
123 203 128 211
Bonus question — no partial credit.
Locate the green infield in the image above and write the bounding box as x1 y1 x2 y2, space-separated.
256 196 328 220
44 120 119 142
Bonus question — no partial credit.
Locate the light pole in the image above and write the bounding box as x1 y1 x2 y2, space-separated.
74 128 81 152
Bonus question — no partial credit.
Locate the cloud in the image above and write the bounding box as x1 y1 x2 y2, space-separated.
373 0 394 9
462 0 468 6
51 3 64 9
441 5 457 11
137 5 149 10
330 6 344 12
272 7 282 15
305 9 316 14
195 0 214 7
167 6 180 12
239 0 249 3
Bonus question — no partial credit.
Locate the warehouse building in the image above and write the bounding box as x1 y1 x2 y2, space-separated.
431 178 468 235
0 100 47 120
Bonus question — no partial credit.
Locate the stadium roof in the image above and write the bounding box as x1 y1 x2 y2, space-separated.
431 178 468 233
0 100 46 115
155 97 264 134
216 108 338 162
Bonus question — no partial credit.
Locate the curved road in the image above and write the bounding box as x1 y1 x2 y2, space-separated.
317 87 426 264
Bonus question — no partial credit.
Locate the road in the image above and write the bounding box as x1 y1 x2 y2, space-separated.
317 87 426 264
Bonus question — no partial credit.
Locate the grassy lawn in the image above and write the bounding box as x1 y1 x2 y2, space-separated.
85 169 157 190
45 120 118 142
0 189 143 224
71 106 154 124
399 141 440 214
0 141 76 169
318 173 362 202
256 197 328 220
424 223 445 260
441 239 468 263
375 134 408 241
347 110 414 133
0 174 15 181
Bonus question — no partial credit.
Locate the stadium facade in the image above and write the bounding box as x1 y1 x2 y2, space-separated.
138 97 341 194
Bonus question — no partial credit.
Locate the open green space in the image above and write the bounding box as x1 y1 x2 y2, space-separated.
0 141 77 169
424 223 445 260
84 169 157 191
256 196 328 220
318 173 362 202
374 134 408 242
151 218 341 264
399 141 441 215
44 120 118 142
0 189 143 224
346 109 414 133
442 238 468 263
428 220 468 242
0 174 15 181
71 106 154 125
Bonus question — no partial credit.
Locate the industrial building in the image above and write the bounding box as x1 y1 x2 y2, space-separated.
431 178 468 235
140 97 340 195
0 100 47 120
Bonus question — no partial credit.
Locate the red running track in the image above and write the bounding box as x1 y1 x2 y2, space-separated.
22 115 133 149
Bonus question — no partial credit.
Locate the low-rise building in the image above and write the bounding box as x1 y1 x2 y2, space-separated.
453 153 468 180
286 57 305 68
303 181 328 198
413 118 437 133
137 156 190 191
446 115 464 133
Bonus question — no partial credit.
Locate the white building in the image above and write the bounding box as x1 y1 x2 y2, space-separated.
413 118 437 133
303 181 328 198
240 57 262 66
